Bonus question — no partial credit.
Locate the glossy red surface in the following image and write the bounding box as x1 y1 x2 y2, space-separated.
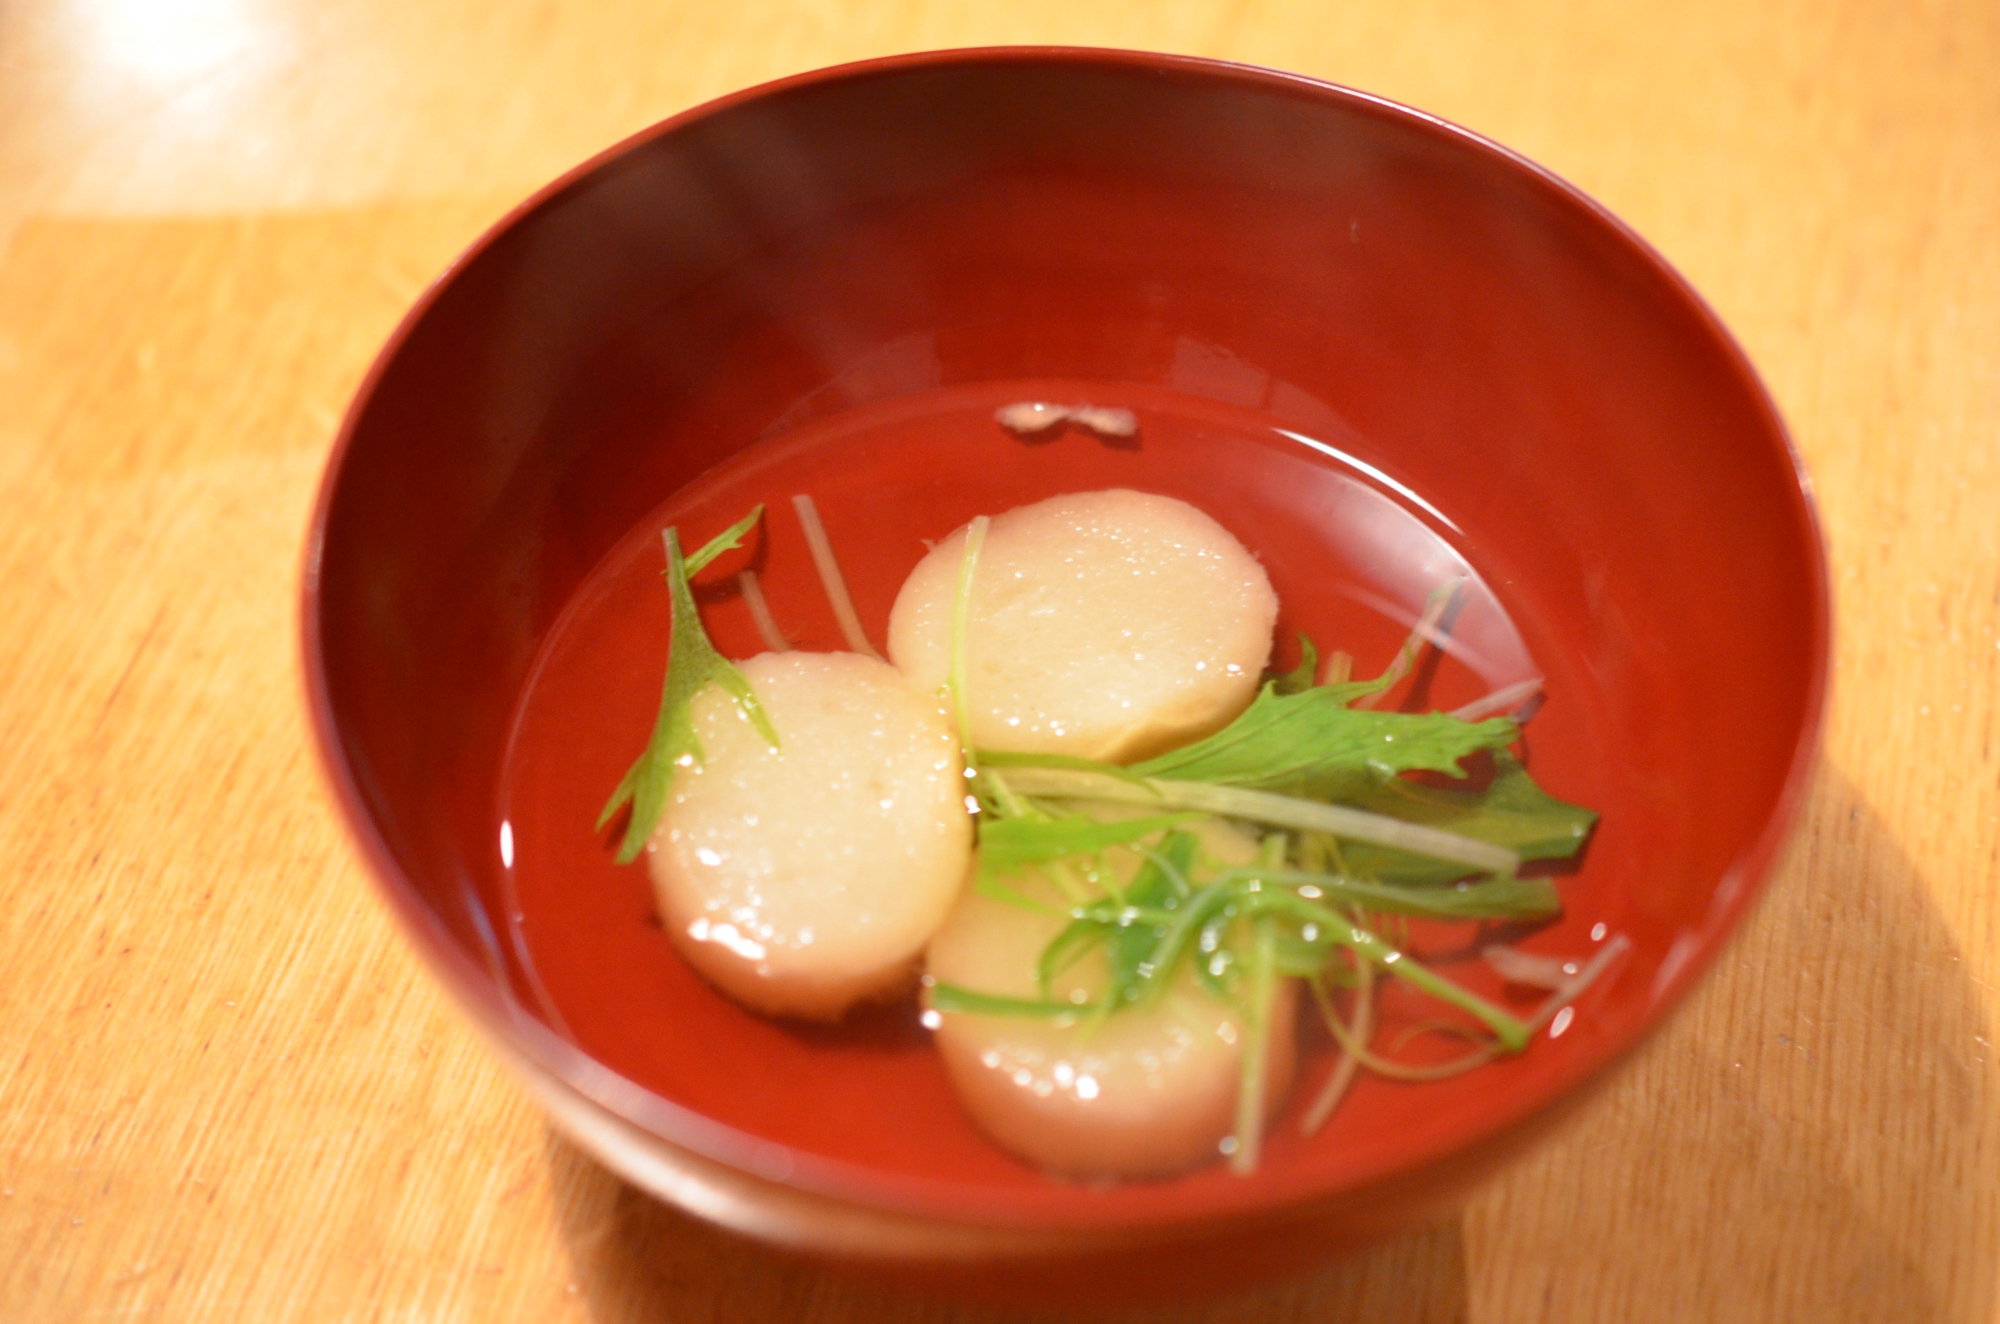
304 47 1828 1285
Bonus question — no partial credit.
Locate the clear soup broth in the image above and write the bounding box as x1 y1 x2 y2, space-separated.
493 379 1615 1187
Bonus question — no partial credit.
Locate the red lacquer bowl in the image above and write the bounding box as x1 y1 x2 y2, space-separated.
303 48 1829 1305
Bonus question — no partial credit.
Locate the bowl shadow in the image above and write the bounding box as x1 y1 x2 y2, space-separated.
539 1126 1471 1322
1463 763 1999 1322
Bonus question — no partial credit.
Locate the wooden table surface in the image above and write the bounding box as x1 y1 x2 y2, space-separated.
3 1 1996 1320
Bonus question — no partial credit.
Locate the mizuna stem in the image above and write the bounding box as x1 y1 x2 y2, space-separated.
998 766 1521 875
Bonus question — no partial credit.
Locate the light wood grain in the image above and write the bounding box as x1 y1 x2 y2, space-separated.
1 0 1995 1320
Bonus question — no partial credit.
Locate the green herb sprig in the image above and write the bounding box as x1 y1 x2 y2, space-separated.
935 582 1602 1171
596 500 1611 1176
1128 682 1521 801
597 507 778 863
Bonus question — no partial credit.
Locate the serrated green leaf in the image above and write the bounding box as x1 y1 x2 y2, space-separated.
1128 681 1518 800
598 507 777 864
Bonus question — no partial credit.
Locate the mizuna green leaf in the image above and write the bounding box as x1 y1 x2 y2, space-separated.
1336 752 1597 884
1128 681 1519 801
598 507 778 864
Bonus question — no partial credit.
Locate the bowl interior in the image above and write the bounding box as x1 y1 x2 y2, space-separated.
310 51 1825 1232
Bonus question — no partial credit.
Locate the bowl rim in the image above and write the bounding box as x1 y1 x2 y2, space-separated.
301 43 1833 1236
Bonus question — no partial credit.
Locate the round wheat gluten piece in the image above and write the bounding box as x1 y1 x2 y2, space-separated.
887 488 1278 763
648 651 972 1020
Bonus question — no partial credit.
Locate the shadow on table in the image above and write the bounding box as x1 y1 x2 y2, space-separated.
539 1128 1470 1323
1467 763 1998 1322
